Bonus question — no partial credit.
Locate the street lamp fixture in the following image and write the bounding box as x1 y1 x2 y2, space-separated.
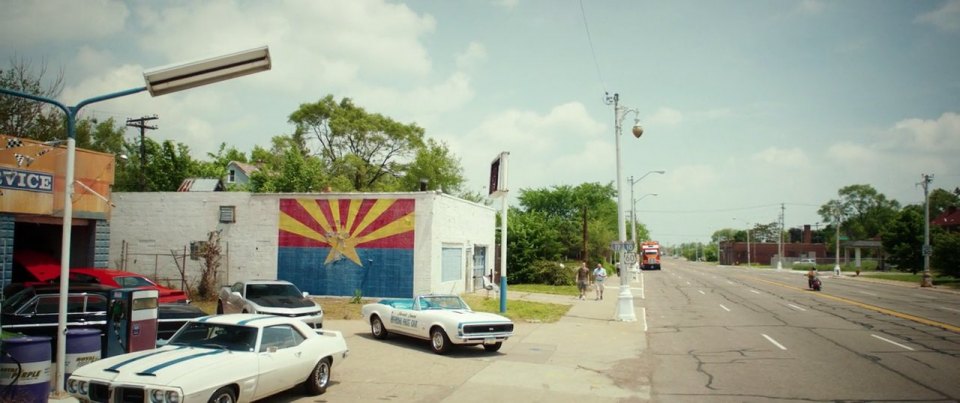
628 170 664 244
0 45 271 397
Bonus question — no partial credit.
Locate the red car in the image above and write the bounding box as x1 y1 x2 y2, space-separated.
9 250 189 304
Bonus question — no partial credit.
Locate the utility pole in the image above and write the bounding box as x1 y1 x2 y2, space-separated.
777 203 785 270
126 115 158 191
920 173 934 287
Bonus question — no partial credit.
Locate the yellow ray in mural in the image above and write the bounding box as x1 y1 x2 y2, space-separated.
279 212 329 244
354 212 415 244
343 199 362 236
351 199 396 237
327 199 342 233
297 199 335 236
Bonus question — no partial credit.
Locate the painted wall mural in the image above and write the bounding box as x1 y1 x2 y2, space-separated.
277 198 415 298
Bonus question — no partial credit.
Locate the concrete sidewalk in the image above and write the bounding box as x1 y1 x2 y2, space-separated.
444 274 651 402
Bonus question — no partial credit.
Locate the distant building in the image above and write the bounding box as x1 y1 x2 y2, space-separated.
719 225 827 266
177 178 225 192
932 206 960 232
225 161 259 186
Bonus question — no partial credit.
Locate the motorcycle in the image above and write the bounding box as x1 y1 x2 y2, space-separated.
809 276 822 291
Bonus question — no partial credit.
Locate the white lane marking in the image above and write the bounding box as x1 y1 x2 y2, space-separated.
686 281 691 286
719 304 731 312
762 334 787 350
641 307 648 332
787 304 806 311
727 281 734 285
939 306 960 313
859 291 878 296
871 334 915 351
641 272 645 299
698 290 706 295
750 290 761 294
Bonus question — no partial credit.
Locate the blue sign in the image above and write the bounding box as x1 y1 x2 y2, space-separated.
0 168 54 193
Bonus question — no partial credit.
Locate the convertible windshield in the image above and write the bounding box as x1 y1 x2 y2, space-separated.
168 322 258 352
420 296 469 310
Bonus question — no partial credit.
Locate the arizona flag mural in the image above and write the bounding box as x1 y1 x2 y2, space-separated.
278 198 415 298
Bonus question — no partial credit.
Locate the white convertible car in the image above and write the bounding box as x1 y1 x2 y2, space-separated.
67 314 348 403
218 280 324 328
361 294 514 354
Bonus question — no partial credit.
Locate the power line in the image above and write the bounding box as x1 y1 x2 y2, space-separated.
579 0 607 93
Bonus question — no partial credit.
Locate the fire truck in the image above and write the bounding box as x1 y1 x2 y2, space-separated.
640 241 662 270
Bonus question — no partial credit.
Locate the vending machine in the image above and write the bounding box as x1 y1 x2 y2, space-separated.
105 288 159 357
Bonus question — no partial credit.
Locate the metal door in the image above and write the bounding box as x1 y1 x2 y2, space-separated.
472 246 487 289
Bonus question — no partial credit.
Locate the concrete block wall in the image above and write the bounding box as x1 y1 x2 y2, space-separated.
110 191 495 297
0 213 14 288
92 219 110 268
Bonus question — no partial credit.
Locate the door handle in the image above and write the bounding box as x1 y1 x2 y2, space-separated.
295 351 301 358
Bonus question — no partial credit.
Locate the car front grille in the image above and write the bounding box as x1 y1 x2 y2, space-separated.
462 323 514 335
114 386 145 402
88 382 110 402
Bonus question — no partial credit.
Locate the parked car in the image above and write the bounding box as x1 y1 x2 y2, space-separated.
0 284 205 348
67 314 349 402
793 258 818 268
8 249 189 303
218 280 323 328
361 294 514 354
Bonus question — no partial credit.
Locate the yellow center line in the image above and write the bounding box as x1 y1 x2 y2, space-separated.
748 277 960 334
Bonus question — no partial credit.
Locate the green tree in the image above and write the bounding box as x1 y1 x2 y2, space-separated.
505 208 566 282
251 147 337 193
401 138 464 193
0 57 64 139
932 231 960 277
929 188 960 218
881 205 924 273
819 184 900 241
288 95 425 191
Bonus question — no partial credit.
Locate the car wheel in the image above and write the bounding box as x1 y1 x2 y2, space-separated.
371 316 389 339
430 327 452 355
304 357 332 395
216 302 223 314
207 386 236 403
483 342 503 352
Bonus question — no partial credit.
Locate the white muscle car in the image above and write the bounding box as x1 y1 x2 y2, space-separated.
361 294 514 354
218 279 323 328
67 314 348 403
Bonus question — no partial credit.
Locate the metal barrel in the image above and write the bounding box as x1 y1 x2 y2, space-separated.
65 329 101 387
0 336 52 403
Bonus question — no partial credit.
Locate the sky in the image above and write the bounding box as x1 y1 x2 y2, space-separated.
2 0 959 245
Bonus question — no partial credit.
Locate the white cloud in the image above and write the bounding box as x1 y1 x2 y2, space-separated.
750 147 809 166
456 42 488 71
661 165 718 194
493 0 520 10
892 112 960 152
916 0 960 32
0 0 128 46
646 107 683 128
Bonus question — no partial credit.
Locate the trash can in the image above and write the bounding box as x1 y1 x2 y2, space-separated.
0 336 51 403
65 329 101 387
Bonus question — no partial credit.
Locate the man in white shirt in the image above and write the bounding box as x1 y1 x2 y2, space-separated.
592 263 607 300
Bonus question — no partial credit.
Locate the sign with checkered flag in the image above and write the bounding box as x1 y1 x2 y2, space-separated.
5 137 23 149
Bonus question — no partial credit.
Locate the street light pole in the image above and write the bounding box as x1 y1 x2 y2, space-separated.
733 218 752 266
0 45 271 397
628 171 665 244
605 92 643 322
833 205 842 276
920 174 934 287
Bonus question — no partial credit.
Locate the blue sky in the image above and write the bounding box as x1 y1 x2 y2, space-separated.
2 0 958 244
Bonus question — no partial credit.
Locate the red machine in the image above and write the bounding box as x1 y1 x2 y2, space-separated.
640 241 662 270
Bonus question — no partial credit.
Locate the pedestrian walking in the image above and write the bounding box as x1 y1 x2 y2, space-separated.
592 263 607 300
576 262 590 300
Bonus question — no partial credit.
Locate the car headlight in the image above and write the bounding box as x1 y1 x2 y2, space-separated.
79 381 88 395
150 389 165 403
166 390 181 403
66 379 77 393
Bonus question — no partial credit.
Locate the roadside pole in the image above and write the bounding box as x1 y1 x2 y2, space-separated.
490 152 510 312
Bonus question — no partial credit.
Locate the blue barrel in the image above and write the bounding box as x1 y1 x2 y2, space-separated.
65 329 101 387
0 336 51 403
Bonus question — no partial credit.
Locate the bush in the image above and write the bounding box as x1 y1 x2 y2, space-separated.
512 260 574 285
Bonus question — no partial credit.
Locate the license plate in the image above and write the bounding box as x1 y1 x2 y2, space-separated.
484 338 496 344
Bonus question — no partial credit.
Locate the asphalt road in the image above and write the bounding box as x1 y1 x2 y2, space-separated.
645 259 960 402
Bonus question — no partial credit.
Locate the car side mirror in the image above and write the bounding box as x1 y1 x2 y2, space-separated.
302 291 309 298
231 291 242 298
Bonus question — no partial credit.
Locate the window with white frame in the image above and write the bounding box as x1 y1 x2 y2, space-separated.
441 245 463 282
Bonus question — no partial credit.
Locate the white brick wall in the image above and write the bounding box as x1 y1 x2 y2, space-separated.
109 191 495 297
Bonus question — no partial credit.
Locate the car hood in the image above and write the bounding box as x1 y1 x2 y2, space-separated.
72 346 248 385
433 310 511 323
249 296 316 309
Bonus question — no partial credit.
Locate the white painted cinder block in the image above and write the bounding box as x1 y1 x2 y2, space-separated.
109 191 495 297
